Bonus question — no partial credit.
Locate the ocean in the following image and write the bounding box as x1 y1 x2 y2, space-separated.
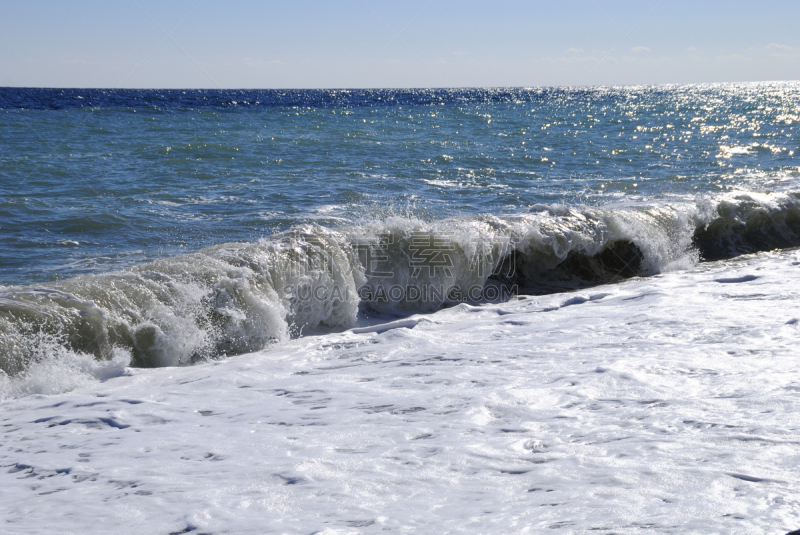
1 83 800 533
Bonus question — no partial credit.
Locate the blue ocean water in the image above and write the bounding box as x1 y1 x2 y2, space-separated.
2 83 797 284
1 83 799 373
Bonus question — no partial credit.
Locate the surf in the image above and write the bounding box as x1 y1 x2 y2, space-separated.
2 189 800 381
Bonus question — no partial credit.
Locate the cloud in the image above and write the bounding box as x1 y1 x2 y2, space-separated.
767 43 792 51
686 46 697 52
566 47 583 53
631 46 650 53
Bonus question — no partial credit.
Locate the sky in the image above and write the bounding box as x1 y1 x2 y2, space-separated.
1 0 799 89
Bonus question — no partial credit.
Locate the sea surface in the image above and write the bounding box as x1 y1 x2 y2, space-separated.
2 82 799 376
1 83 800 533
2 84 798 285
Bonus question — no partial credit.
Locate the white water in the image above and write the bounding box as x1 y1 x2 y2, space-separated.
4 189 800 377
2 248 799 534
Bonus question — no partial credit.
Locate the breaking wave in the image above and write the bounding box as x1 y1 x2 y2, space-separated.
3 190 800 391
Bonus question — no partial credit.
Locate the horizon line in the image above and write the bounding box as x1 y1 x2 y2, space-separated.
1 80 799 92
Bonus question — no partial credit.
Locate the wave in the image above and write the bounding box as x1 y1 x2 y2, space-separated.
693 192 800 260
2 190 800 387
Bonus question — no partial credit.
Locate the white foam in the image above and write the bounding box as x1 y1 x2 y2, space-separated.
2 249 800 532
0 346 130 400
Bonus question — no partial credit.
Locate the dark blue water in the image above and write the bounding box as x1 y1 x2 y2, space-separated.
1 83 798 285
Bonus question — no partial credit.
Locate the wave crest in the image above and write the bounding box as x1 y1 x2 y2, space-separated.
3 190 800 387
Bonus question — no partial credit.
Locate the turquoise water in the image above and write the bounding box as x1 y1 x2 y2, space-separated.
2 83 797 285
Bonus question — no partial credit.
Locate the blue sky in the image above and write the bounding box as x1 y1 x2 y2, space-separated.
1 0 799 88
